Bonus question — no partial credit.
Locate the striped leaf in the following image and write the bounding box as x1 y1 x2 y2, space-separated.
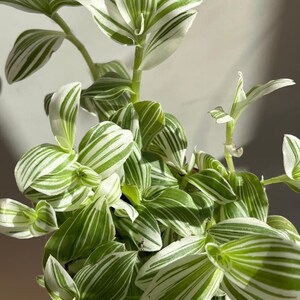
282 134 300 181
209 106 233 124
112 199 139 222
49 82 81 151
145 188 203 237
5 29 65 84
141 10 197 70
15 144 76 193
0 0 80 15
229 171 268 222
0 198 57 239
136 236 206 290
149 113 187 170
78 121 134 178
218 200 249 222
95 60 130 79
134 100 165 150
44 196 115 265
208 218 282 244
194 150 228 177
230 72 295 120
77 0 135 45
207 235 300 300
186 169 237 205
116 206 162 251
74 251 137 300
190 191 214 222
141 253 223 300
44 255 79 300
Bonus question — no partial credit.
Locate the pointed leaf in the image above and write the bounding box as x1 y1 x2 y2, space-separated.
44 255 79 300
49 82 81 151
209 106 233 124
282 134 300 180
95 60 130 79
112 199 139 222
6 29 65 83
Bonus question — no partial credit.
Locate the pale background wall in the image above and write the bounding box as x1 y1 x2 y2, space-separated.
1 1 300 299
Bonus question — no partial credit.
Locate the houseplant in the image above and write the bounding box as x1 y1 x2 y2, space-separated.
1 0 300 299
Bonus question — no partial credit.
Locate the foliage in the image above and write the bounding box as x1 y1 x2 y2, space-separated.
1 1 300 299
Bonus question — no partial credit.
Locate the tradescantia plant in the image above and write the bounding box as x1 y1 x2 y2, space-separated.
1 0 300 299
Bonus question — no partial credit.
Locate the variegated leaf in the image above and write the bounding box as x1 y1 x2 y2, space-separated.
5 29 65 83
207 236 300 300
141 10 197 70
149 113 187 171
112 198 139 222
209 106 233 124
44 255 79 300
229 171 268 222
134 100 165 150
190 191 214 222
116 206 162 251
74 251 138 300
49 82 81 151
136 236 206 290
78 121 134 178
0 0 80 15
95 60 130 79
186 169 237 205
77 0 135 45
218 200 249 222
145 188 203 236
15 144 76 193
141 253 223 300
44 196 115 264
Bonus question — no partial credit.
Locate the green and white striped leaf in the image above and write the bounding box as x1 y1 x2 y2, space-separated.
84 241 126 266
230 72 295 121
44 196 115 264
218 200 249 222
194 150 227 176
145 188 203 237
141 253 223 300
0 0 80 15
134 100 165 150
187 169 237 205
95 60 130 79
44 255 79 300
49 82 81 151
26 185 93 212
207 235 300 300
15 144 76 193
136 236 206 290
229 171 268 222
77 0 135 45
149 113 187 170
112 198 139 222
141 10 197 70
208 218 282 244
282 134 300 181
78 121 134 178
116 206 162 251
190 191 214 222
209 106 233 124
6 29 65 84
74 251 137 300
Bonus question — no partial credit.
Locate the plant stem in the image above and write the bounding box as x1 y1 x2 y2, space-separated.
261 174 288 186
51 13 98 81
130 38 145 103
224 121 235 173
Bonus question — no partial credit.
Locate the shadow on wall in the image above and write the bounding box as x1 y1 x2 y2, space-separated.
234 2 300 229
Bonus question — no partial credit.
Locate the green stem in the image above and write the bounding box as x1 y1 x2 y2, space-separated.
224 121 235 172
51 13 98 81
130 38 145 103
261 174 288 186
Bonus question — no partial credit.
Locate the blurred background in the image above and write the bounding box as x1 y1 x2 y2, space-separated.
1 1 300 299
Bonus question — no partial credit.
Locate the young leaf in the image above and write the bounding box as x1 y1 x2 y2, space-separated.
74 251 138 300
112 199 139 222
49 82 81 151
15 144 76 193
141 254 223 300
136 236 206 290
44 255 79 300
209 106 233 124
95 60 130 79
141 10 197 70
5 29 65 83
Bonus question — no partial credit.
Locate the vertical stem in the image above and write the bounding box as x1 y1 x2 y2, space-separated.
51 12 98 81
224 121 235 173
130 38 145 103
